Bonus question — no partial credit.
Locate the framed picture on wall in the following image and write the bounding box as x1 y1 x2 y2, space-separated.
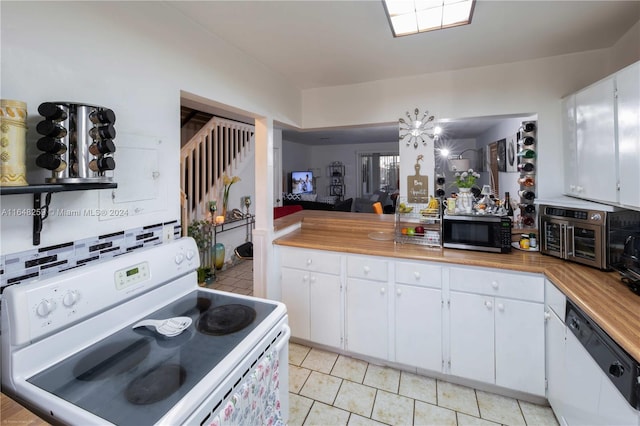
506 134 518 172
497 138 506 172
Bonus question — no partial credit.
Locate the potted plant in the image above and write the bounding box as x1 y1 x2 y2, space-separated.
187 219 213 284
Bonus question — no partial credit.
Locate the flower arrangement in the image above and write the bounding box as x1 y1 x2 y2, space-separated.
222 174 241 215
454 168 481 189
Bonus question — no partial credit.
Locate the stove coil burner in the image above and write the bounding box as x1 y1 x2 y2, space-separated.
73 338 151 381
125 363 186 405
197 304 257 336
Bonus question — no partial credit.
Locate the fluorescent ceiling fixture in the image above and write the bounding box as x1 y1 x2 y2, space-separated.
383 0 475 37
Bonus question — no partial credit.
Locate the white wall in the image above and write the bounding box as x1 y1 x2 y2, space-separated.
0 1 301 255
300 49 630 202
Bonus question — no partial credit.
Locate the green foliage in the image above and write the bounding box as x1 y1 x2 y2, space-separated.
187 220 213 253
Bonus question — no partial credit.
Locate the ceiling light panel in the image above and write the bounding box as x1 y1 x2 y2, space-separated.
383 0 474 37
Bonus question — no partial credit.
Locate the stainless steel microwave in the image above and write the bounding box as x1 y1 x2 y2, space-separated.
442 215 512 253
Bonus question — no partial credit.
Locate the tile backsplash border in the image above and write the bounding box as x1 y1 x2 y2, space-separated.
0 220 182 293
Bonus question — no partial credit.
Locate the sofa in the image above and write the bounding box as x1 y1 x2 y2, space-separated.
283 197 353 212
353 190 393 213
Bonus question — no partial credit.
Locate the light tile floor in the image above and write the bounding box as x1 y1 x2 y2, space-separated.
215 260 559 426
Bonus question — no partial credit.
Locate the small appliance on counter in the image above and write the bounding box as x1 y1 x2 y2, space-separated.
35 102 116 183
442 214 512 253
539 203 640 271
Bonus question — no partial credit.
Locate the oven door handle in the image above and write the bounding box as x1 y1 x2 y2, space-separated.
560 223 567 258
566 225 575 257
274 324 291 353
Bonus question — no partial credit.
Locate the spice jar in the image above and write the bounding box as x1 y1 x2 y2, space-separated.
519 234 530 250
529 233 537 248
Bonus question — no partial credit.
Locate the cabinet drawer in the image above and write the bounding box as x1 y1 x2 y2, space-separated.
347 256 388 281
545 279 566 320
395 261 442 288
449 267 543 302
279 247 341 275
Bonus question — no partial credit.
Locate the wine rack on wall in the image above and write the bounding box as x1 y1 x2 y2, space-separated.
517 121 536 226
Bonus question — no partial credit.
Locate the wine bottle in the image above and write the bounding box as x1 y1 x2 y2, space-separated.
89 139 116 155
518 149 536 159
89 108 116 125
36 137 67 154
38 103 68 122
518 162 535 172
518 176 535 187
522 216 535 227
504 192 514 218
88 124 116 140
521 136 535 146
36 120 68 138
36 153 66 172
435 188 445 197
522 122 536 133
519 190 535 200
523 204 536 214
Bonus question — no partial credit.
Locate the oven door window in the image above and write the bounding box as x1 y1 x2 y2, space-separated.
542 220 564 257
572 227 597 261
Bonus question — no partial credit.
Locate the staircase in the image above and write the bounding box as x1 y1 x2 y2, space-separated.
180 116 254 226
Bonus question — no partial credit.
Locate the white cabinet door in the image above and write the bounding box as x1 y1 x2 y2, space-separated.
562 94 579 196
616 61 640 209
449 291 494 383
282 267 342 347
495 298 545 396
395 284 442 372
346 277 388 360
309 274 342 348
281 268 311 340
546 307 566 421
575 76 617 203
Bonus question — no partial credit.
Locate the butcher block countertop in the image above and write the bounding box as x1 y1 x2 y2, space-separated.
1 393 49 425
274 210 640 362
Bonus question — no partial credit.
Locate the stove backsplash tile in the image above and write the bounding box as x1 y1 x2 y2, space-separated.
0 221 181 293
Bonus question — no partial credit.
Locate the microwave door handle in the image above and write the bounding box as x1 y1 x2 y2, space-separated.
560 223 567 259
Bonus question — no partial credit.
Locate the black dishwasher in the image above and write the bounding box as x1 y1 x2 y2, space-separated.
566 300 640 410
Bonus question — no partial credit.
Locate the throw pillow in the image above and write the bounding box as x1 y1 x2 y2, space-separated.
300 193 317 202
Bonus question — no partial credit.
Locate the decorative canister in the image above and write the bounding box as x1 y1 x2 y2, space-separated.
0 99 28 186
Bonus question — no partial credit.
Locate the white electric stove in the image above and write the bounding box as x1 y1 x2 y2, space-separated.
1 237 289 425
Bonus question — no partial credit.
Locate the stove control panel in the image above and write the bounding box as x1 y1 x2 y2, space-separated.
115 261 150 290
1 237 200 345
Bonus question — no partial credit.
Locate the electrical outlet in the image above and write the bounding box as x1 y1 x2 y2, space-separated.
163 224 174 243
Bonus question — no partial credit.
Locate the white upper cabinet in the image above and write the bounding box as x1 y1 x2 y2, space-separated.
562 95 578 196
574 75 617 203
616 61 640 209
563 60 640 209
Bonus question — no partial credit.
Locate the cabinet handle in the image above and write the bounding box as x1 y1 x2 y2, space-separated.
414 272 421 280
364 266 370 274
306 258 312 266
310 276 317 283
491 281 499 289
497 303 504 311
397 288 402 296
380 287 386 295
544 311 551 321
484 300 493 309
303 274 309 282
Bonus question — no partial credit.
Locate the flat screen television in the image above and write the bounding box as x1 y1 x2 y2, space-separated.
291 171 314 194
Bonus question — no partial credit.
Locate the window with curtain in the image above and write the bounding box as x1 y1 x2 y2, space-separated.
359 153 400 196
